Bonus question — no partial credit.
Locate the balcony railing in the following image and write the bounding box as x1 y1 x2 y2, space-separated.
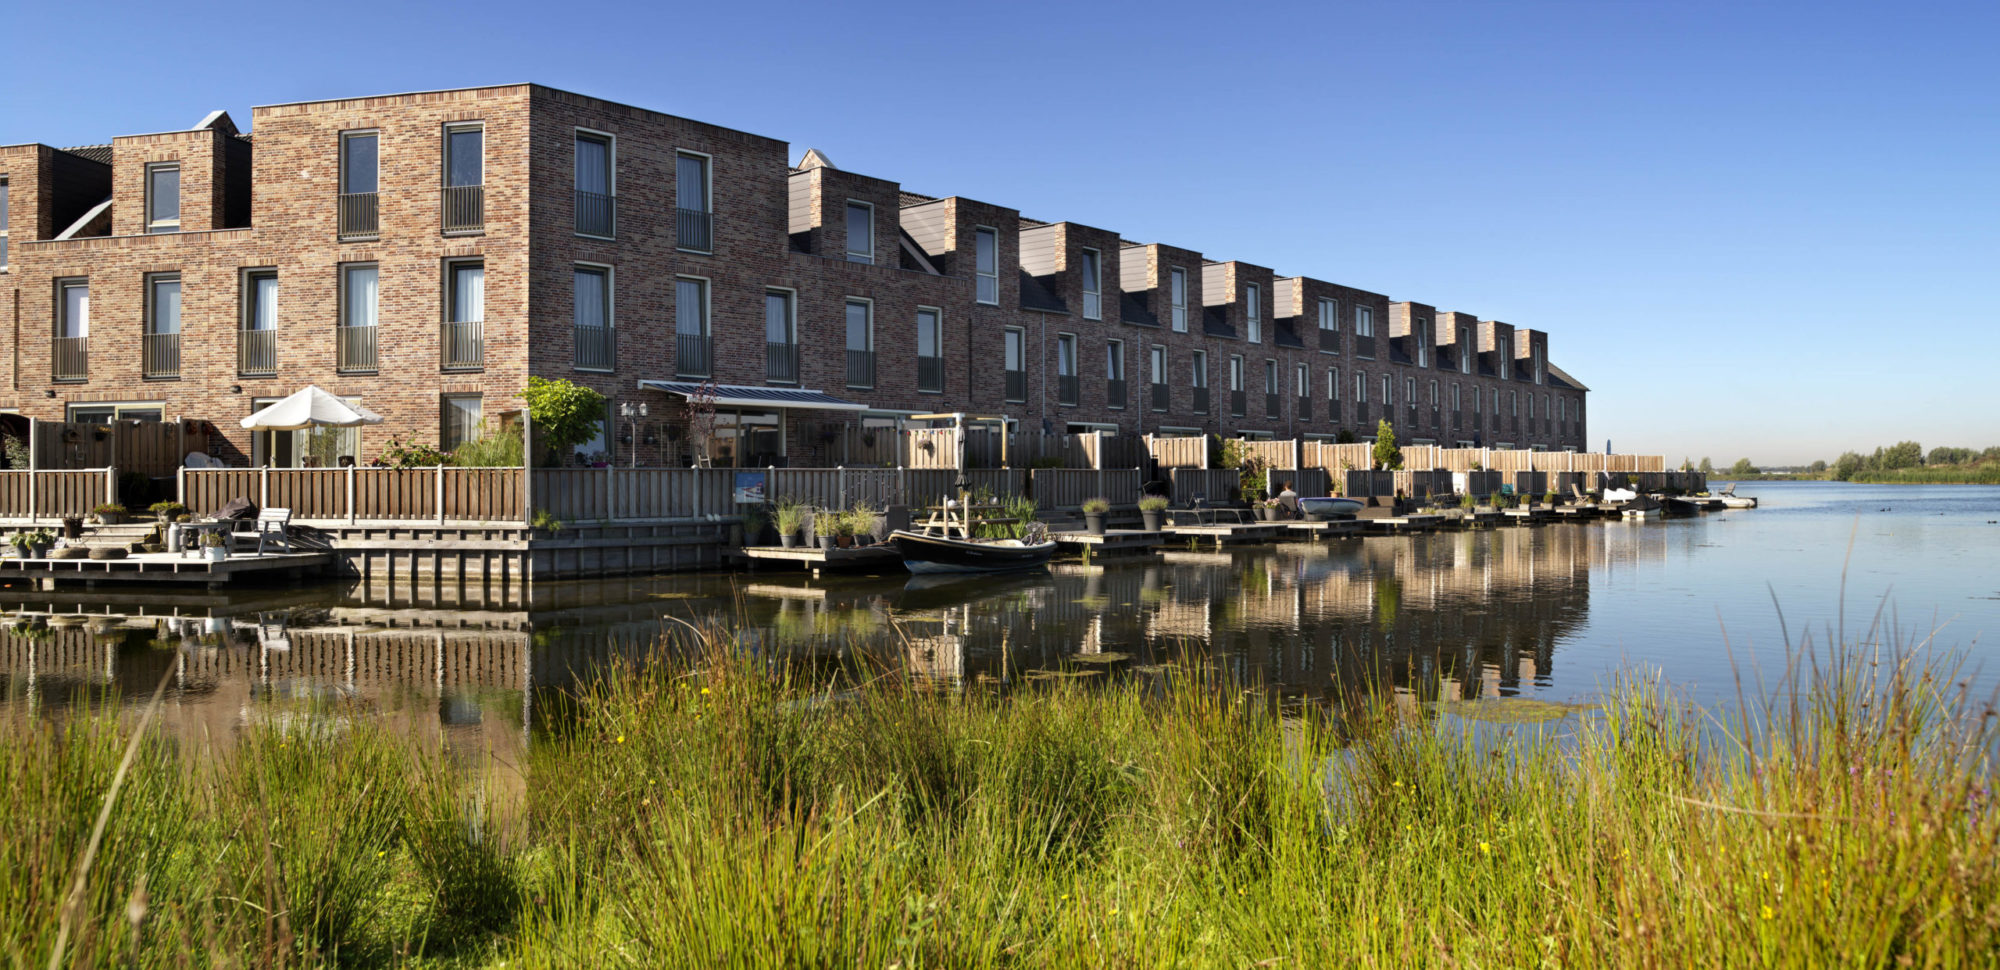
676 333 711 378
1319 330 1341 354
1058 374 1079 407
442 320 484 370
142 332 181 379
442 185 484 234
918 355 944 393
239 329 277 376
1354 337 1375 359
1297 396 1311 421
1004 370 1026 403
677 207 713 252
338 192 379 240
1152 383 1169 411
1327 401 1341 423
1106 378 1127 409
767 341 797 383
52 336 87 382
847 349 876 389
1230 389 1246 417
1193 387 1209 414
575 190 616 238
574 324 614 371
337 325 378 373
1265 392 1280 419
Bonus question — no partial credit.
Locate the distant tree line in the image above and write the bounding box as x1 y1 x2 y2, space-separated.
1683 442 2000 484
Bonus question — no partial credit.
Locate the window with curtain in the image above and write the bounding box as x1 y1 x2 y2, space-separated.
574 268 608 329
246 272 278 330
450 262 484 323
148 275 181 335
1191 351 1207 388
676 153 708 212
765 290 793 346
575 134 610 195
845 300 871 351
917 308 940 358
1057 335 1076 377
442 395 483 452
60 281 89 338
1105 340 1123 380
342 266 378 328
676 278 707 338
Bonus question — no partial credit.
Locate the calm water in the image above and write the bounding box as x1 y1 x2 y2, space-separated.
3 482 1996 747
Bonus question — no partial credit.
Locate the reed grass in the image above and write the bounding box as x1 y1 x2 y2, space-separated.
0 617 1994 967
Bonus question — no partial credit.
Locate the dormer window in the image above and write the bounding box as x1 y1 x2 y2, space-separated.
1245 283 1261 343
845 202 873 264
1415 317 1429 367
974 227 998 304
145 163 180 234
1459 327 1471 373
1080 248 1102 320
1170 267 1188 331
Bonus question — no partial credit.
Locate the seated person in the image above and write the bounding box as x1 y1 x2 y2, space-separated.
1276 480 1300 518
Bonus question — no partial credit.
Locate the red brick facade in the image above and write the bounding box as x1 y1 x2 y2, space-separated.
0 83 1588 467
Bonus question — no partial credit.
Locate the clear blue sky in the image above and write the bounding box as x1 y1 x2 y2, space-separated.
8 0 1995 466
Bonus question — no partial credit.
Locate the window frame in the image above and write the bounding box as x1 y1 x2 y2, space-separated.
0 176 10 271
1294 361 1310 397
1149 343 1166 385
1356 370 1368 404
1415 317 1429 368
339 129 380 196
1056 332 1078 378
443 121 484 188
571 261 615 373
1318 297 1338 332
144 272 181 337
240 268 278 332
1080 246 1102 321
675 149 714 254
441 393 484 453
1191 349 1208 389
338 262 380 331
1459 326 1472 374
844 200 875 264
1355 305 1373 339
1382 374 1392 407
1245 282 1262 343
1328 365 1340 401
974 225 999 304
1003 326 1027 402
1169 266 1188 332
1105 338 1124 381
444 258 485 325
1228 355 1244 392
916 305 944 394
572 128 617 240
844 296 874 353
144 162 181 234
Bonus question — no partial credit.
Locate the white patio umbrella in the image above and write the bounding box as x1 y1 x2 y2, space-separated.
238 385 384 431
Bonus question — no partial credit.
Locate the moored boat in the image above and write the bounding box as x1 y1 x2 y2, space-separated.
1297 496 1365 519
889 530 1056 574
1619 496 1662 518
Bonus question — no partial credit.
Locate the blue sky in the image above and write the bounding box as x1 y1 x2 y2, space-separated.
8 0 1995 465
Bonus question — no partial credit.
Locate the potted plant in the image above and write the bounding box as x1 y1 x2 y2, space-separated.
61 516 84 540
149 501 188 523
8 529 53 559
773 500 807 549
846 503 881 546
739 508 769 547
813 511 842 551
832 511 857 548
1080 497 1110 535
1258 497 1281 521
91 503 128 526
200 531 228 562
1137 494 1169 532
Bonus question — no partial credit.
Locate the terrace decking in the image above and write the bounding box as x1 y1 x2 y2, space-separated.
1050 529 1164 557
1286 520 1365 539
1160 522 1289 546
0 550 332 589
740 544 903 578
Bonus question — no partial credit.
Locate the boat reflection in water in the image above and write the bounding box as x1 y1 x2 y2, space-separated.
0 523 1670 750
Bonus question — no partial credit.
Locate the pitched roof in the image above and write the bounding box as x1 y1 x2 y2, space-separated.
1019 271 1068 313
899 190 940 207
1274 320 1305 349
61 144 112 165
1547 362 1589 391
1120 291 1158 327
1202 305 1235 338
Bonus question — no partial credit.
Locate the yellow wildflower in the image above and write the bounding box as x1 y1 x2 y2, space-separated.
1760 905 1775 921
1479 842 1491 856
701 687 711 696
616 735 624 744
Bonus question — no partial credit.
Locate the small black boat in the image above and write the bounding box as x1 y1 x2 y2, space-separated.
1661 496 1702 517
889 530 1056 574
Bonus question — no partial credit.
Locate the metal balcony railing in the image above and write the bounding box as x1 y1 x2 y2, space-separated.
52 336 87 382
142 333 180 379
846 349 875 389
442 321 484 370
1328 401 1341 423
238 329 276 376
667 334 706 378
338 192 378 240
1193 387 1209 414
1297 395 1311 421
677 207 713 252
1058 374 1079 406
1106 378 1127 409
336 325 378 373
574 324 614 371
918 355 944 393
1004 370 1026 402
575 190 615 237
1265 392 1280 419
1230 389 1245 417
442 185 484 234
1319 330 1341 354
766 341 797 383
1152 383 1169 411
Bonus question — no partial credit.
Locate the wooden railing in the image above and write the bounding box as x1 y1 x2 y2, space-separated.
0 469 111 519
180 467 524 523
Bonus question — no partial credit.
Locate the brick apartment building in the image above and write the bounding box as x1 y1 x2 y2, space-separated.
0 83 1588 469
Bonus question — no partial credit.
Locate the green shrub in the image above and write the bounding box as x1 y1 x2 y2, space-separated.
1080 497 1111 515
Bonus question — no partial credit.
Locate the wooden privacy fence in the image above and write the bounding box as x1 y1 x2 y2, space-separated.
531 468 735 522
1303 441 1374 473
761 467 1030 509
183 467 526 523
0 469 112 519
1030 469 1142 508
1145 435 1208 468
1170 468 1242 503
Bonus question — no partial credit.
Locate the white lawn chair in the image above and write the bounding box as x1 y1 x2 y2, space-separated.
235 507 292 555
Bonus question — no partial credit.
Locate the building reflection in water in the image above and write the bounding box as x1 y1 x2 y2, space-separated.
0 522 1672 753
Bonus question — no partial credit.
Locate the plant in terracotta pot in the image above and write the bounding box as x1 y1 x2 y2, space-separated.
1080 497 1110 535
832 510 858 548
1137 494 1169 532
813 511 842 551
773 499 807 549
91 503 128 526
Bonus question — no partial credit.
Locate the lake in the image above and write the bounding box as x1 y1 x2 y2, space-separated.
3 481 1996 747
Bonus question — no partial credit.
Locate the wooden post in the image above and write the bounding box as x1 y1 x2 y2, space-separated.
106 465 117 508
520 410 534 529
347 465 357 524
435 464 446 525
259 466 269 511
603 462 615 522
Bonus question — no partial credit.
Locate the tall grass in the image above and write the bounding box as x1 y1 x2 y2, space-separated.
1849 462 2000 484
0 617 1995 967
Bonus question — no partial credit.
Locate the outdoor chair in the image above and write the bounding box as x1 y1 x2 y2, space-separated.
234 507 293 555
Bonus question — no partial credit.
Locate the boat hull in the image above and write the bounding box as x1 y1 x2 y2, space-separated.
1298 497 1364 518
889 530 1057 574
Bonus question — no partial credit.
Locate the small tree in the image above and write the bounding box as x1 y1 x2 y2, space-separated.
686 380 719 468
1728 457 1758 477
1808 459 1828 474
1373 420 1402 470
523 377 608 466
1698 457 1714 475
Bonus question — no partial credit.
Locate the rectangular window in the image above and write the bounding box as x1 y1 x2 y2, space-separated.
1295 362 1310 396
1057 333 1078 406
917 307 943 393
1003 327 1026 402
1318 297 1338 331
572 265 613 370
144 273 181 378
845 202 874 264
975 226 999 304
1451 383 1461 410
442 123 484 233
442 394 483 452
1416 317 1429 367
1356 371 1368 404
440 261 483 369
1105 339 1125 408
1382 375 1392 406
1150 344 1168 411
845 298 874 388
1245 283 1261 343
1511 390 1519 416
1499 335 1511 379
1328 366 1340 401
1429 379 1438 406
1406 377 1417 405
1080 247 1102 320
1535 347 1545 385
1459 327 1472 374
338 132 379 240
1264 360 1278 394
574 131 614 237
765 289 797 383
1191 350 1208 388
1170 266 1188 332
676 151 712 252
338 264 380 372
676 276 710 376
145 163 180 233
1355 305 1373 337
239 269 278 375
1229 355 1244 391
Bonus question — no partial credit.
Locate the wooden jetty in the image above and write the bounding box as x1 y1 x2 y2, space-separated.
1285 519 1365 539
739 544 903 578
0 550 332 590
1160 522 1288 546
1362 514 1446 534
1050 529 1164 557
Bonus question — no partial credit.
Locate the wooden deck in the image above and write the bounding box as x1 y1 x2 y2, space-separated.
1160 522 1289 545
1050 529 1164 556
740 543 903 577
0 550 332 588
1285 519 1364 539
1362 514 1446 534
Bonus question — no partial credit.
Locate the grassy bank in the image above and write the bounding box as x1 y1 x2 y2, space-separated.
1847 464 2000 485
3 629 1996 968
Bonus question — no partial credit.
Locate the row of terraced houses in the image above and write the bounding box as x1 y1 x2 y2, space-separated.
0 84 1587 469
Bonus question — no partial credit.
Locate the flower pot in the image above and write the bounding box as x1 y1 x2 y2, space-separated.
61 519 83 540
1258 506 1275 522
1141 510 1162 532
204 546 227 563
1084 513 1105 535
779 533 798 549
98 513 123 526
165 524 182 552
29 543 51 559
836 535 853 548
